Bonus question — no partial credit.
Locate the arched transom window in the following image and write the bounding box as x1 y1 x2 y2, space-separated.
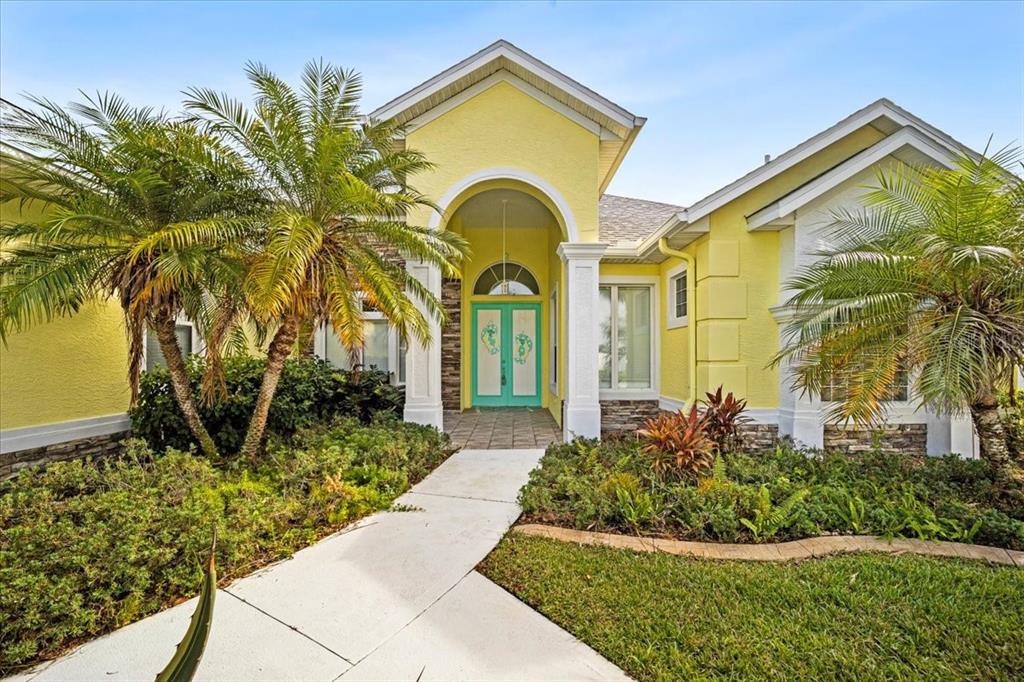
473 262 539 296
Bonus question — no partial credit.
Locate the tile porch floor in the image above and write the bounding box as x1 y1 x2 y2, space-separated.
444 407 562 450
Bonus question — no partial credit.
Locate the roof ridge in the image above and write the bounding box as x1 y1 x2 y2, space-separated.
600 193 684 208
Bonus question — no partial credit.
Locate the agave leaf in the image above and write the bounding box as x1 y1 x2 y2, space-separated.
155 530 217 682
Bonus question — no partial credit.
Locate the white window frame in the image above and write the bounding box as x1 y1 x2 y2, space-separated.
316 314 405 386
666 262 689 329
549 286 559 393
598 275 660 400
142 314 203 372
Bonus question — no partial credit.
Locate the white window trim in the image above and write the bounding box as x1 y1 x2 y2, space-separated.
666 262 689 330
142 314 203 372
598 275 660 400
549 286 559 393
317 315 405 386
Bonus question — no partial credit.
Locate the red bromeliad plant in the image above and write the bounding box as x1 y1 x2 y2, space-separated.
637 406 714 479
701 386 751 453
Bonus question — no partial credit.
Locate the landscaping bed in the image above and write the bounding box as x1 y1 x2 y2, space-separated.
0 417 453 673
480 534 1024 680
520 439 1024 550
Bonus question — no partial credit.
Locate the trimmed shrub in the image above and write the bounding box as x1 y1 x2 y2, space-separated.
132 355 403 454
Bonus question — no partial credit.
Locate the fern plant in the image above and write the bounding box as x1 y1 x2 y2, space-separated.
740 486 809 542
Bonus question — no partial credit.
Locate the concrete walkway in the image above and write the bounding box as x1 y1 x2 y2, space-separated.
14 449 627 682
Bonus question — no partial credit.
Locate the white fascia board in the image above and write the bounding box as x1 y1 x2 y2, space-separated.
598 119 647 194
403 71 602 137
637 99 979 253
746 126 959 231
636 213 708 259
602 244 643 259
370 40 639 131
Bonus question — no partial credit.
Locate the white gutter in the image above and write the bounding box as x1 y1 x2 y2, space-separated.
657 238 696 407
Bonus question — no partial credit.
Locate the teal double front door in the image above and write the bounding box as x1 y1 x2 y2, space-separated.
471 302 541 407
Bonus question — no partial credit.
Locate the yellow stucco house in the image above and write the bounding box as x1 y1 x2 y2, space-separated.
0 40 981 463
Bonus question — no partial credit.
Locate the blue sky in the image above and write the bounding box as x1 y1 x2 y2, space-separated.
2 1 1021 205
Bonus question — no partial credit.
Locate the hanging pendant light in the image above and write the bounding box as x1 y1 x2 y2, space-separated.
501 198 509 295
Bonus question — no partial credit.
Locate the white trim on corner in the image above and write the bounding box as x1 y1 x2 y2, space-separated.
659 395 688 412
0 413 131 455
665 261 689 330
745 408 781 426
429 167 579 242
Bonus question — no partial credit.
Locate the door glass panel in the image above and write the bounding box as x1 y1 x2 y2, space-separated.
511 308 537 397
598 287 612 388
617 286 651 388
476 309 503 396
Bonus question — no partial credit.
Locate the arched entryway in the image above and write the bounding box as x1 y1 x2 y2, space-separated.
403 170 607 442
441 186 564 413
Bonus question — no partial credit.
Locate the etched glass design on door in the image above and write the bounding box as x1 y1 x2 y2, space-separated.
511 308 537 396
476 309 503 396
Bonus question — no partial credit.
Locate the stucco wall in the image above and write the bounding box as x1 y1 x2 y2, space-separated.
405 80 601 242
0 300 130 430
658 125 887 411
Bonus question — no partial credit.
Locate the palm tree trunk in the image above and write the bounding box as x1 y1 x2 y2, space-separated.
151 313 219 458
970 396 1023 487
295 317 317 356
241 317 300 458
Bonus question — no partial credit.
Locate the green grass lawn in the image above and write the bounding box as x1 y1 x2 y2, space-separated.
480 535 1024 680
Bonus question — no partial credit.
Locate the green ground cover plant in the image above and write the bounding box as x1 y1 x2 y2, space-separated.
0 418 452 673
480 534 1024 681
520 438 1024 550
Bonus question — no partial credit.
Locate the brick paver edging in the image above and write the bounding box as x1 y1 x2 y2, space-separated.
513 523 1024 567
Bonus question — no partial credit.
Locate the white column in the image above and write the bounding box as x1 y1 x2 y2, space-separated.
773 306 825 448
927 409 978 458
788 396 825 449
558 242 607 441
403 258 443 430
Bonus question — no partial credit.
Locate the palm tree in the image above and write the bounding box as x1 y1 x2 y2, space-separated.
185 61 468 457
0 95 260 457
774 146 1024 486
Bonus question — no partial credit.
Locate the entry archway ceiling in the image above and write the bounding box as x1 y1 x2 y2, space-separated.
454 189 557 230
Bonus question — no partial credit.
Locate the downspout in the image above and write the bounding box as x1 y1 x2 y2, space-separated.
658 238 697 407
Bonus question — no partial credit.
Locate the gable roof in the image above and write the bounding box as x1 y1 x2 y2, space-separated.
369 40 646 193
599 194 684 247
746 125 958 230
632 98 980 259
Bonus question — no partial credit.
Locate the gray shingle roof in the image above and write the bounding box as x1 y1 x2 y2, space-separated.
598 194 683 247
